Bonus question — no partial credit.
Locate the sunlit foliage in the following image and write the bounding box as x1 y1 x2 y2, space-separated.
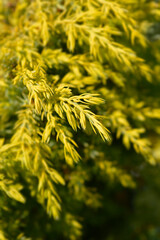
0 0 160 239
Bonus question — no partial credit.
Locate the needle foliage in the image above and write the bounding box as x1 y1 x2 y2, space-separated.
0 0 160 239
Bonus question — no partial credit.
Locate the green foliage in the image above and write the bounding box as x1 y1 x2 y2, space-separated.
0 0 160 239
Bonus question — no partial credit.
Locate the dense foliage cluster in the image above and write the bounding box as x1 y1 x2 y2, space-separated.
0 0 160 239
